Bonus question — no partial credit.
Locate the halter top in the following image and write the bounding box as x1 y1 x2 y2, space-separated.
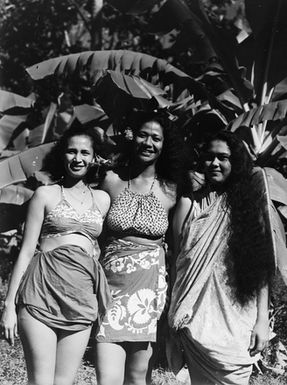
41 185 103 244
106 187 169 238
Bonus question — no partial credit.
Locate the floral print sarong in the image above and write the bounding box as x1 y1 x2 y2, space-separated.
96 238 167 342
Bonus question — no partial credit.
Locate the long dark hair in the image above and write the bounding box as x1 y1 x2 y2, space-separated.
43 119 105 185
202 132 274 305
125 110 184 186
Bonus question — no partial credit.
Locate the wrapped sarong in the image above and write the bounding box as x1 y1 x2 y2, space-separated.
96 238 167 342
168 193 258 385
17 244 111 331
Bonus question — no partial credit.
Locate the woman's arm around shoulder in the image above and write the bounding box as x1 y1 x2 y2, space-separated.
172 196 193 257
92 189 111 217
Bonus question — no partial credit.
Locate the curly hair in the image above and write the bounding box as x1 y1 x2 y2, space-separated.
121 110 184 186
43 119 106 185
201 131 274 305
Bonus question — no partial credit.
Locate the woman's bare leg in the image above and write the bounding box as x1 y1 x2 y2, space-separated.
124 342 153 385
54 326 92 385
95 342 126 385
18 307 57 385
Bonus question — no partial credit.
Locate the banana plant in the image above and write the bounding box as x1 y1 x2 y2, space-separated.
106 0 287 164
105 0 287 211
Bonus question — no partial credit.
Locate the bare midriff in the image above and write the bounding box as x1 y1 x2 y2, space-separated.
40 233 95 256
111 234 163 246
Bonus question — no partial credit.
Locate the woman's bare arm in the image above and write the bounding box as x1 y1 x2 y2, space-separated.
249 284 269 356
1 187 46 344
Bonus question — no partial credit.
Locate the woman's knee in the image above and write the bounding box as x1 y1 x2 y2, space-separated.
124 343 152 385
94 342 126 385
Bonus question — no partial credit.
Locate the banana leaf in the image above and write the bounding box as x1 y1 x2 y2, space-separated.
25 50 200 102
142 0 252 104
73 104 112 131
108 0 157 14
26 50 188 84
28 103 57 147
0 185 33 204
93 71 171 119
229 100 287 132
0 90 35 114
245 0 287 97
0 142 55 189
0 115 27 151
264 167 287 208
0 149 20 160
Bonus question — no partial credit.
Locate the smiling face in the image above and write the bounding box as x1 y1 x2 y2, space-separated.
63 135 95 180
203 139 232 186
134 120 164 165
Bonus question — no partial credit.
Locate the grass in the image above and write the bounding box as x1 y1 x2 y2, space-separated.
1 241 287 384
0 334 287 385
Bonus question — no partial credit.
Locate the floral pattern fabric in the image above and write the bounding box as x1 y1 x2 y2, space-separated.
96 239 167 342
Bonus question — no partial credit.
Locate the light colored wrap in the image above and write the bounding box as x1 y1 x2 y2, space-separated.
168 192 258 385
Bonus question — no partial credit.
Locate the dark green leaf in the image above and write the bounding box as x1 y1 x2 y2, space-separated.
0 185 33 204
0 90 34 114
229 100 287 132
0 115 27 151
0 142 55 189
245 0 287 96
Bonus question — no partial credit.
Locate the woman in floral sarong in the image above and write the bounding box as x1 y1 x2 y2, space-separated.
168 132 275 385
94 111 183 385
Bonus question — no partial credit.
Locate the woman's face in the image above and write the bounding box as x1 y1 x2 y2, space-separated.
203 139 232 186
64 135 95 180
134 120 164 165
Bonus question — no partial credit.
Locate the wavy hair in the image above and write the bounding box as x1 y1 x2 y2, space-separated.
201 131 274 305
122 110 184 186
43 119 106 185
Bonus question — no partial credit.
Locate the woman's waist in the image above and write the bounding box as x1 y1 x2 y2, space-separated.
106 234 164 247
39 234 96 257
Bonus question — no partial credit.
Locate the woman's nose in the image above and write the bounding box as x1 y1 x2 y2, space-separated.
211 157 219 166
144 136 152 145
74 153 82 162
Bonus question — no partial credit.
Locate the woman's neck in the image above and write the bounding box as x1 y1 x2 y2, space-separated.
62 177 87 188
129 162 157 180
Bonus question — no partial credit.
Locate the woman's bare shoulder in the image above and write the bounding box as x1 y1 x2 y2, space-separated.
101 168 127 196
91 189 111 216
161 181 177 204
32 184 60 202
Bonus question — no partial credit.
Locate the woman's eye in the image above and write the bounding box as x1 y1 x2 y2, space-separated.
218 156 230 161
203 154 214 161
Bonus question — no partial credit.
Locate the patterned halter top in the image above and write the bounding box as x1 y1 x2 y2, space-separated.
106 179 169 238
41 185 103 244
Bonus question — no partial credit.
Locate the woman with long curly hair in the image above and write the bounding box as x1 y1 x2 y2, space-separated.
1 120 111 385
168 131 275 385
94 110 183 385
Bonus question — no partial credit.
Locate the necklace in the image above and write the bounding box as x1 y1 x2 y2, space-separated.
63 184 90 206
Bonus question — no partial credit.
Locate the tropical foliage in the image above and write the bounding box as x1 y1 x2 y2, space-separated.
0 0 287 227
1 0 287 380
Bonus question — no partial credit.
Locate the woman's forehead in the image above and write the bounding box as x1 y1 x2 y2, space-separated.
207 139 231 154
139 121 164 135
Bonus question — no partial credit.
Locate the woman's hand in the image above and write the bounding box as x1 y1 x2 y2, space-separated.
1 304 18 346
248 318 269 357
